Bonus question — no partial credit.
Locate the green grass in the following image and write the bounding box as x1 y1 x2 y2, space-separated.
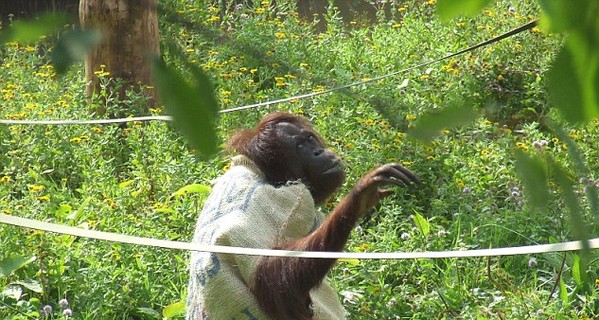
1 0 599 319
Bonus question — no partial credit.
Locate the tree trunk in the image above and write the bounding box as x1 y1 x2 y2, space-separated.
79 0 159 109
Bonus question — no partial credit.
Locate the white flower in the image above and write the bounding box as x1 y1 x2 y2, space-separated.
340 290 363 304
528 257 537 268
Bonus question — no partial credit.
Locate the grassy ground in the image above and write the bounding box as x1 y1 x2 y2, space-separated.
1 0 599 319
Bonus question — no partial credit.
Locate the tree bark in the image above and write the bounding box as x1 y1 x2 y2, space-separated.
79 0 159 108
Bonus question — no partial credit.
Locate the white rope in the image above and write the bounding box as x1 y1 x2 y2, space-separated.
0 115 173 125
1 213 595 259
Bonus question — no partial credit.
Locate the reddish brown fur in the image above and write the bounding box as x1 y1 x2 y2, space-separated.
228 112 419 319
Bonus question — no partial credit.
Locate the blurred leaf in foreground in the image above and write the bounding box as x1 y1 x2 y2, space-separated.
50 29 103 75
514 151 549 211
540 0 599 123
0 12 69 45
437 0 491 21
0 255 36 277
151 47 219 158
408 102 478 143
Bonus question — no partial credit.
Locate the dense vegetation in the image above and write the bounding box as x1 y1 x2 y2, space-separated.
1 0 598 318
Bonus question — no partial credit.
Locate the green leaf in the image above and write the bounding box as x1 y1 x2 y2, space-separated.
413 211 430 236
538 0 588 32
171 184 211 198
54 203 73 219
409 102 478 143
135 307 160 319
559 278 569 304
437 0 491 21
1 286 22 300
163 301 185 319
548 46 586 123
50 28 103 75
514 151 549 210
119 179 135 189
14 279 43 293
68 196 92 222
553 162 588 243
154 207 177 214
0 255 36 277
151 54 219 158
8 12 69 43
572 254 582 286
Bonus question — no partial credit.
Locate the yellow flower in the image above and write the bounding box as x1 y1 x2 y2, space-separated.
299 62 309 68
313 85 326 93
6 113 27 120
37 195 50 202
94 70 110 77
363 119 375 126
91 127 104 134
356 243 371 251
206 16 220 23
274 32 286 39
402 161 413 166
427 0 436 5
104 198 117 209
256 8 265 14
0 176 11 183
28 184 45 192
405 114 416 121
516 142 528 150
531 27 541 34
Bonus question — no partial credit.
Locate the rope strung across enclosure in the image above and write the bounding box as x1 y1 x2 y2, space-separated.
1 213 596 259
0 20 538 126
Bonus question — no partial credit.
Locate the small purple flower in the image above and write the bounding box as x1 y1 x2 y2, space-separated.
43 305 52 314
532 140 542 148
400 232 411 240
63 308 73 317
511 191 520 197
512 186 520 192
462 186 472 194
540 139 548 146
59 298 69 309
437 230 447 237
